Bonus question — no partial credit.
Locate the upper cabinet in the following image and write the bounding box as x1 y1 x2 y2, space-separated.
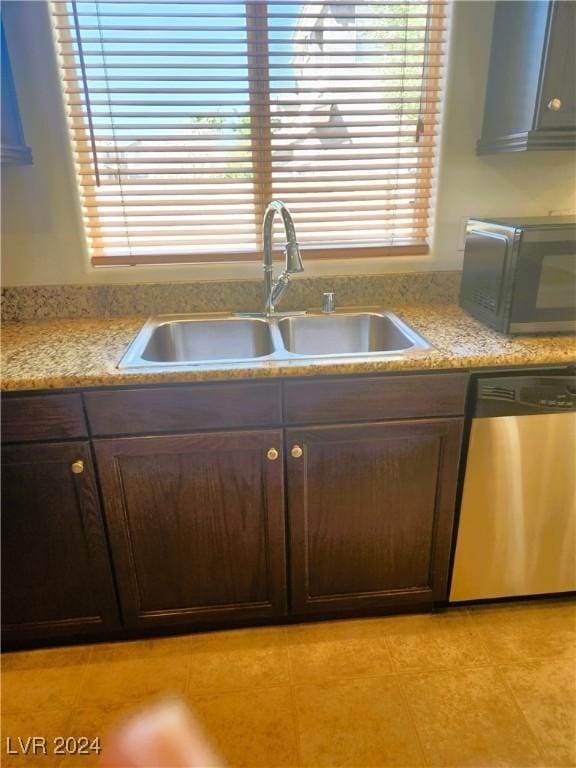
477 1 576 154
1 19 32 166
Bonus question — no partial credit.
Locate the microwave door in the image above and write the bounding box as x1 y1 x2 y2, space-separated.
509 238 576 333
459 227 516 332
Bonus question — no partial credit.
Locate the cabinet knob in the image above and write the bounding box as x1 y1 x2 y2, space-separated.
267 448 279 461
291 445 303 459
71 460 84 475
547 98 563 112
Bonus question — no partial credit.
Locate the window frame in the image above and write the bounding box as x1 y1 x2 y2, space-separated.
53 0 448 267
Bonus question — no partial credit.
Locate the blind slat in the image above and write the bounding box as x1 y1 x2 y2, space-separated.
73 136 436 151
58 60 445 69
57 25 439 34
61 74 444 82
70 122 435 137
86 197 430 210
67 92 441 104
79 183 434 198
94 208 431 220
75 146 434 161
67 87 442 96
89 245 429 267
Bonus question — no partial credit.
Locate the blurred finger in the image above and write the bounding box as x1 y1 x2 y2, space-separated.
100 699 224 768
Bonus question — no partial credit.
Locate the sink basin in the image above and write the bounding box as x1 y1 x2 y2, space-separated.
119 317 274 367
278 313 425 356
118 311 429 368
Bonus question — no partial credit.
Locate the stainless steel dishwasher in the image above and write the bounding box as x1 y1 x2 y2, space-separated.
450 373 576 602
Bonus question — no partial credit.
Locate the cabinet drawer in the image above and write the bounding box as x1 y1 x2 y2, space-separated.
1 394 87 443
84 382 282 436
283 373 469 424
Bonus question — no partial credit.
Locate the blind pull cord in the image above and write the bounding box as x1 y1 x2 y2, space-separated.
71 0 100 186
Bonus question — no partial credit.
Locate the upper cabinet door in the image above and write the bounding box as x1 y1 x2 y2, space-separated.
286 419 463 616
95 430 287 630
477 0 576 153
1 442 119 646
536 1 576 130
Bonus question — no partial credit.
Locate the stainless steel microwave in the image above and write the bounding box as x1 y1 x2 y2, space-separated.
459 216 576 335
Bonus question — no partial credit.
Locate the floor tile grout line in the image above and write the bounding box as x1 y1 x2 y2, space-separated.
494 664 551 766
392 673 431 768
68 645 96 712
288 660 533 692
11 652 574 717
5 662 512 719
182 649 194 709
496 653 576 667
268 629 303 768
287 669 433 768
2 646 95 718
185 681 303 768
186 680 291 700
287 683 305 768
384 616 448 768
462 603 576 667
380 629 397 674
387 663 559 768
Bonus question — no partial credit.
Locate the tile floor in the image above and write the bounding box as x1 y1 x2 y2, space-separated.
2 598 575 768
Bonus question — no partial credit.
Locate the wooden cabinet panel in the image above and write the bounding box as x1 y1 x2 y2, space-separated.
537 1 576 130
85 382 282 436
1 442 119 646
478 0 576 153
283 373 468 425
95 430 287 629
2 394 87 443
286 419 463 615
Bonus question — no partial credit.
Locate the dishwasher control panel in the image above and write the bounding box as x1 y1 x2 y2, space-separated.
477 375 576 416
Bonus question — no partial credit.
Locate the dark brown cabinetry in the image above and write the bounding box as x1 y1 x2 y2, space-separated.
1 442 119 647
1 372 468 648
478 1 576 153
286 419 463 615
1 20 32 165
94 431 287 630
2 394 87 443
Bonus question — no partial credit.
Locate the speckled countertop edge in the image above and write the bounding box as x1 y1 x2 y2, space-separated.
2 304 575 392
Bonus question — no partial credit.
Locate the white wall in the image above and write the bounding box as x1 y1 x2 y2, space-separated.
1 0 575 286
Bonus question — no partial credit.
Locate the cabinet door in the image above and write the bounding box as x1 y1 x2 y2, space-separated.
537 1 576 131
1 442 120 646
287 419 463 615
95 430 287 629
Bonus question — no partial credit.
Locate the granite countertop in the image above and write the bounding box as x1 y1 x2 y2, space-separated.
2 304 575 392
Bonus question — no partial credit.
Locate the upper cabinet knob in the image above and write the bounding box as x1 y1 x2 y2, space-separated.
547 98 563 112
267 448 279 461
291 445 303 459
71 460 84 474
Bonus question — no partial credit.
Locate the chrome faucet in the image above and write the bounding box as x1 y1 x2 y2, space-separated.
262 200 304 315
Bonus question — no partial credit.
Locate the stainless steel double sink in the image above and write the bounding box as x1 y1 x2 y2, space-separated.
118 311 430 368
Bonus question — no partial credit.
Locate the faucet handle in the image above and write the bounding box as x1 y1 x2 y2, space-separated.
322 292 335 313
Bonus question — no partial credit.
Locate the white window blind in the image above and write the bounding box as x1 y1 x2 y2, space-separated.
52 1 447 266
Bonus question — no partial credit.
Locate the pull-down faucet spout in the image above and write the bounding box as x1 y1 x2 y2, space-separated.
262 200 304 315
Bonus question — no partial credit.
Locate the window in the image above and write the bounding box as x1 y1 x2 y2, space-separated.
52 1 447 266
